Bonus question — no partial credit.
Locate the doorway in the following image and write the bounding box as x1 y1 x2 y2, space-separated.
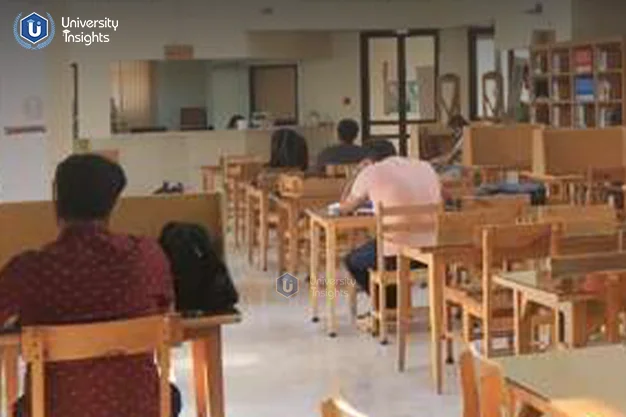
360 30 439 155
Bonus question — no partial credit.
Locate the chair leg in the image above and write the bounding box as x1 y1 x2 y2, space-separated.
444 302 454 364
462 310 472 344
371 279 380 337
348 282 358 323
379 278 388 345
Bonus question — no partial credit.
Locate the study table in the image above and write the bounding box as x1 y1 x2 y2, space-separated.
0 313 241 417
391 225 625 395
493 345 626 417
494 266 623 354
306 209 376 337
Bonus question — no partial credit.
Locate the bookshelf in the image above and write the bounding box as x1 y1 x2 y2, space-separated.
530 38 626 128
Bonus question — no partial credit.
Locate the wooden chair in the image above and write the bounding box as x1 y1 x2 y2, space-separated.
222 156 264 247
459 349 510 417
370 202 441 344
21 315 177 417
320 398 369 417
585 166 626 206
446 223 559 357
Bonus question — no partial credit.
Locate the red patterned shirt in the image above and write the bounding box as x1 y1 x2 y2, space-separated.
0 223 174 417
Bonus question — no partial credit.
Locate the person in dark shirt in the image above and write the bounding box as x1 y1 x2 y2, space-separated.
0 154 181 417
315 118 367 173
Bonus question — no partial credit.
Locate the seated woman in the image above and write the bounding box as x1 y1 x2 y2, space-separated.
429 114 469 180
0 154 181 417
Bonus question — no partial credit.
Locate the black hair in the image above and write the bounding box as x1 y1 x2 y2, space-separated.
336 119 359 144
226 115 245 129
269 128 309 171
54 154 127 221
363 140 397 162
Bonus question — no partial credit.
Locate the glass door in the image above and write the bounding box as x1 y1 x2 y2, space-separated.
361 30 439 155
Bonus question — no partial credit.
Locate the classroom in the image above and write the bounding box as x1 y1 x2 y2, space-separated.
1 0 626 416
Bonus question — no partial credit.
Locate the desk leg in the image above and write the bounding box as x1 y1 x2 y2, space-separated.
193 327 225 417
310 219 320 323
277 207 286 275
514 292 534 355
192 342 208 417
396 254 411 372
260 193 269 271
565 301 588 348
246 194 254 266
2 346 19 417
288 204 298 275
605 277 621 343
428 254 444 394
326 225 338 337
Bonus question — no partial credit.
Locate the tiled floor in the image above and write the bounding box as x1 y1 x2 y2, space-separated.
174 244 462 417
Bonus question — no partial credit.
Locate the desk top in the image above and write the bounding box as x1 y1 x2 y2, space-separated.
0 314 242 347
493 270 589 301
306 208 375 229
494 345 626 417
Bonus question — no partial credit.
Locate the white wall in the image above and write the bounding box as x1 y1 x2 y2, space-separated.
437 27 470 119
0 2 72 201
299 32 361 127
572 0 626 39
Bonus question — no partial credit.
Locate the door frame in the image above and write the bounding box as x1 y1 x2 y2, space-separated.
360 29 440 155
468 26 496 120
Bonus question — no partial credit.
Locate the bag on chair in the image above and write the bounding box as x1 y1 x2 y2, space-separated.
159 222 239 316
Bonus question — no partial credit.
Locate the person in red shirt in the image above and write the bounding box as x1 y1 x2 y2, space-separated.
0 154 181 417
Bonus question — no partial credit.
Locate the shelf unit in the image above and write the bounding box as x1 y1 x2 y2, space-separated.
530 37 626 128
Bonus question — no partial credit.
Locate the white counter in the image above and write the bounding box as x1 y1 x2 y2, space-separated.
87 125 335 196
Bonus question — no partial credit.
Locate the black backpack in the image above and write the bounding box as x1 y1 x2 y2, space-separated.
159 222 238 316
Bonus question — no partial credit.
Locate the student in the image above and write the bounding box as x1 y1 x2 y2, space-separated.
269 128 309 171
340 140 441 308
430 114 469 173
226 114 245 129
315 118 367 173
0 154 181 417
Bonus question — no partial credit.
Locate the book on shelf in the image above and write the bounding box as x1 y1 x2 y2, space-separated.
574 76 594 102
553 106 560 127
598 50 608 71
574 49 593 73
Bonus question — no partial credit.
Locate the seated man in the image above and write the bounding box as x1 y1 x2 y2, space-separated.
0 154 181 417
429 114 469 179
340 140 441 308
315 118 367 173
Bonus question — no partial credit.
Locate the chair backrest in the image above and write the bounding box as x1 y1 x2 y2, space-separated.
278 173 345 199
320 398 369 417
481 223 558 322
533 204 616 233
550 251 626 278
461 194 530 214
375 202 441 268
436 207 521 247
21 315 178 417
459 350 509 417
325 164 359 178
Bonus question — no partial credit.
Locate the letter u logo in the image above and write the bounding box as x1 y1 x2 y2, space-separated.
282 280 294 293
28 20 41 37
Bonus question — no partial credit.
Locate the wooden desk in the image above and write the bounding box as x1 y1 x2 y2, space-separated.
494 345 626 417
393 232 476 394
307 209 376 337
494 266 622 354
521 172 586 204
0 314 241 417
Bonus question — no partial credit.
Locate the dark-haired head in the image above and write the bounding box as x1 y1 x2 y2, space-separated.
269 128 309 171
363 139 397 163
227 114 245 129
448 114 469 130
54 154 127 225
337 119 359 144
